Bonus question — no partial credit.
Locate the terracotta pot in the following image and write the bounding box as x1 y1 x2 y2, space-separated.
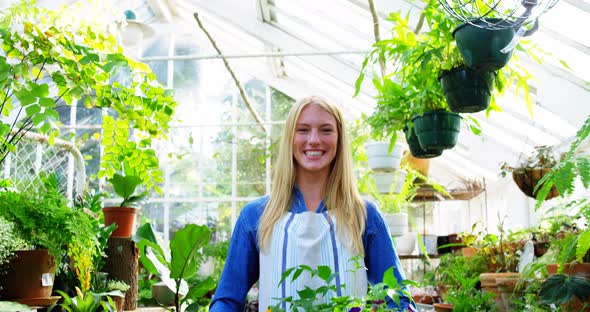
512 168 559 200
437 283 452 302
433 303 453 312
534 241 549 257
102 206 137 238
480 272 520 312
461 247 477 258
402 153 430 178
546 263 590 311
0 249 56 300
413 294 435 304
497 276 522 312
112 296 125 312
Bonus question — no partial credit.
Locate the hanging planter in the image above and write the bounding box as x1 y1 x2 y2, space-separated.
439 66 495 113
373 170 407 194
512 168 559 200
365 141 406 171
404 126 443 159
453 19 515 71
412 111 461 150
500 146 560 201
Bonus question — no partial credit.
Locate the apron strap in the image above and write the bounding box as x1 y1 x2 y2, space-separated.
322 212 342 296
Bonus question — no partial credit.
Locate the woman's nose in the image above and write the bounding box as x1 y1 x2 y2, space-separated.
308 129 320 143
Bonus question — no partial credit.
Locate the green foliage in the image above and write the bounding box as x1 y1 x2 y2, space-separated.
0 1 177 191
442 265 496 312
50 288 121 312
0 216 27 266
269 261 416 312
539 274 590 306
355 0 541 139
107 280 130 292
137 223 216 311
0 183 93 261
107 173 148 207
535 114 590 205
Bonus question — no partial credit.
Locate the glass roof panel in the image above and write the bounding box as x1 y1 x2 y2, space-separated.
532 32 590 82
542 1 590 48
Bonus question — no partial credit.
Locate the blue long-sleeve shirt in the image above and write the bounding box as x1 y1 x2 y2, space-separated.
209 189 415 311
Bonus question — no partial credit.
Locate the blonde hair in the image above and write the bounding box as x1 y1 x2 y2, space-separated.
258 95 367 254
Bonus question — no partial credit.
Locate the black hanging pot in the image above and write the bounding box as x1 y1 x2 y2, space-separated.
404 126 443 159
453 18 515 71
412 111 461 150
439 66 495 113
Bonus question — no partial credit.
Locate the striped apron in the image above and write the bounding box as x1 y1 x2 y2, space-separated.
258 211 368 312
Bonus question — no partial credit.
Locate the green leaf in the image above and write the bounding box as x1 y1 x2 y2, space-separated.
133 222 158 244
25 104 41 115
169 224 211 279
576 230 590 263
137 239 167 276
297 286 316 300
14 90 36 105
39 97 54 107
317 265 332 282
382 267 399 289
107 173 141 200
184 276 216 301
31 83 49 97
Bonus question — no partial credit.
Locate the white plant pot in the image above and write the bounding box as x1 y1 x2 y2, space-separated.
382 213 408 237
365 141 405 171
394 232 416 255
418 234 438 255
373 170 407 194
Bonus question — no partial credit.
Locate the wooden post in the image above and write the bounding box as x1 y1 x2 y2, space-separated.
103 237 138 311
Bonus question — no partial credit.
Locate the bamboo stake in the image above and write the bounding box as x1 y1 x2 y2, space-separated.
193 13 266 133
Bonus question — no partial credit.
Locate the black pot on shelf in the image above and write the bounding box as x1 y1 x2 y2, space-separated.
404 126 443 159
439 66 495 113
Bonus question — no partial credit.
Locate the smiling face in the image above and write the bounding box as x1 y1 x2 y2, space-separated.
292 103 339 178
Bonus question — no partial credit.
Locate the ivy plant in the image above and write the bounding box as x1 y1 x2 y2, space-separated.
0 0 177 192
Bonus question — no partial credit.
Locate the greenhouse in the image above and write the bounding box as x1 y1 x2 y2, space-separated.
0 0 589 311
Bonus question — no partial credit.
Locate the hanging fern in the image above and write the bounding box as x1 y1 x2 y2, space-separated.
535 114 590 208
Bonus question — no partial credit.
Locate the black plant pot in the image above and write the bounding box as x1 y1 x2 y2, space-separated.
412 111 461 150
453 18 515 71
439 66 495 113
404 126 443 159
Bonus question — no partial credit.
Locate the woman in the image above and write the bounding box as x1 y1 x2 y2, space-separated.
209 96 415 311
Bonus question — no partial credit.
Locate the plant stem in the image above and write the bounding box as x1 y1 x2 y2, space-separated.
367 0 386 78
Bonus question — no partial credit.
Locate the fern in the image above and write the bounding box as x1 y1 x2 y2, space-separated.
536 114 590 208
576 230 590 263
577 157 590 189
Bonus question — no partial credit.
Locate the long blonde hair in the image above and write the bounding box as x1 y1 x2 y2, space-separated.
258 95 367 254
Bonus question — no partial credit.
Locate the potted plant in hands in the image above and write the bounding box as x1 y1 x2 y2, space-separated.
500 145 560 200
103 173 148 238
